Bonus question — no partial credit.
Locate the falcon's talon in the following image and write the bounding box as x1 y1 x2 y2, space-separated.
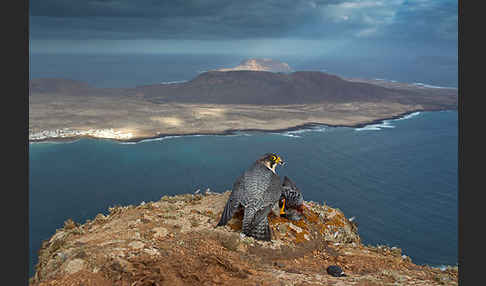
279 198 286 215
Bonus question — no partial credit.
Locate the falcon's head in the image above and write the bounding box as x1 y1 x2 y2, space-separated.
258 153 285 173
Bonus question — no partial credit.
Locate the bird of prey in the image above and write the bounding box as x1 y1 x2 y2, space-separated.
279 176 306 221
217 153 285 241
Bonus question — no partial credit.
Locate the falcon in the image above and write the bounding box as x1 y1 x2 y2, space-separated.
217 153 285 241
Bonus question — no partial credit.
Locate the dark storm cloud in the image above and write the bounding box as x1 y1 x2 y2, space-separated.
382 0 458 42
28 0 377 40
30 0 344 18
29 0 458 55
30 0 233 18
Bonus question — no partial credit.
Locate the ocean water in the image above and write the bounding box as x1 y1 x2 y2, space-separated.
29 110 458 276
29 53 244 88
29 53 458 89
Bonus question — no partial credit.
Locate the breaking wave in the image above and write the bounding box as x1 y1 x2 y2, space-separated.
272 125 329 138
355 121 396 131
272 132 302 138
394 112 421 121
412 82 451 89
355 112 421 131
160 80 188 85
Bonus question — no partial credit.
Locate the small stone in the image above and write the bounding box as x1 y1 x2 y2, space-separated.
56 252 68 262
64 259 85 274
391 247 402 256
141 214 152 223
49 231 67 244
144 248 160 256
95 213 106 221
128 241 145 249
327 265 346 277
152 227 169 238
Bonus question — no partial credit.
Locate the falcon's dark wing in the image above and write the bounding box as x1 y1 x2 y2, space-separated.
217 175 244 226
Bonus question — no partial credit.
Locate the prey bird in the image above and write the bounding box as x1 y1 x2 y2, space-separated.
279 176 306 221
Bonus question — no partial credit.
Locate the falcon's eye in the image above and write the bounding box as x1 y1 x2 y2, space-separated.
271 155 277 161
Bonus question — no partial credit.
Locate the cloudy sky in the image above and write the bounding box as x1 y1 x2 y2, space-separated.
30 0 457 55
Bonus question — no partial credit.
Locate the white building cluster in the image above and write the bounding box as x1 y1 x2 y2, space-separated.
29 128 134 141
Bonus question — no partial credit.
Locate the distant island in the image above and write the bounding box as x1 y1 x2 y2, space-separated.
29 59 457 142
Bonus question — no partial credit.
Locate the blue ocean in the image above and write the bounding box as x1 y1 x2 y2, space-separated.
29 110 458 275
29 53 458 276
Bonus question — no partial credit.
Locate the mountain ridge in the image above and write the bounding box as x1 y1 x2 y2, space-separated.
134 70 457 107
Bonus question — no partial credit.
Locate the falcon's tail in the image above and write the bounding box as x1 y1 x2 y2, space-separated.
217 200 237 226
246 218 271 241
244 205 272 241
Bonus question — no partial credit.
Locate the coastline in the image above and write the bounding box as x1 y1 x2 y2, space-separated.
29 107 455 144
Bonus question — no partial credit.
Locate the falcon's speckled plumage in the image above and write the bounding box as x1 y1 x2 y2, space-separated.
279 176 305 221
217 153 285 241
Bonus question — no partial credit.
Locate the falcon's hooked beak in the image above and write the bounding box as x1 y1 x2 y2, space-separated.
264 154 286 174
275 156 286 166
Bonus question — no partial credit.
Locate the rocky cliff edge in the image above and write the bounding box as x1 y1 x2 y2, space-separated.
30 191 458 286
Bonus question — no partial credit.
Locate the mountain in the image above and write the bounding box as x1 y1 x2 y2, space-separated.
216 58 292 73
135 70 457 108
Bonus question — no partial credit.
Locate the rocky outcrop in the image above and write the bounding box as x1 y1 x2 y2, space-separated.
30 191 458 286
216 58 292 73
